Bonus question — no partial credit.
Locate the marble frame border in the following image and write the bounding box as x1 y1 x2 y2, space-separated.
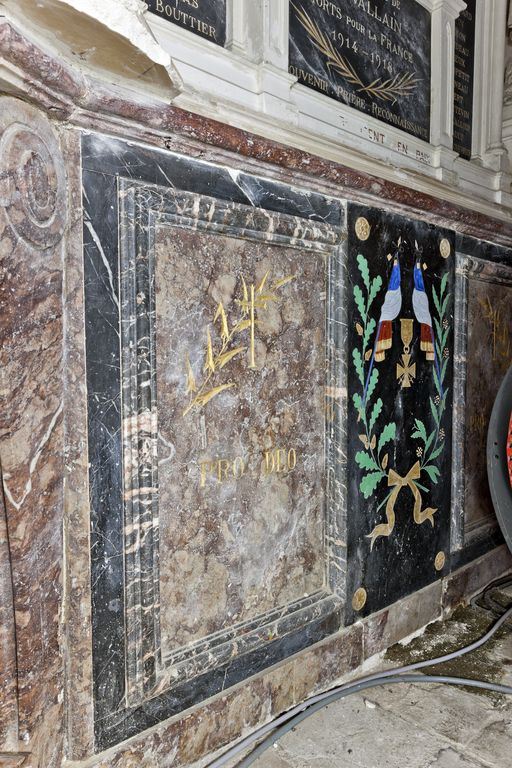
450 252 512 561
81 132 346 750
119 180 344 704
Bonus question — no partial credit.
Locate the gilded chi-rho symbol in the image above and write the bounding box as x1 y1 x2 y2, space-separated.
183 271 294 415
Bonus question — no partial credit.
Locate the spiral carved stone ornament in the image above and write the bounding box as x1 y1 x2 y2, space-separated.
0 98 66 249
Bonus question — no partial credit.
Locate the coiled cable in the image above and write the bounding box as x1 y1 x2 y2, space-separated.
207 578 512 768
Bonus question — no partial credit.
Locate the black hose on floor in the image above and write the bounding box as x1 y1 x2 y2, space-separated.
207 576 512 768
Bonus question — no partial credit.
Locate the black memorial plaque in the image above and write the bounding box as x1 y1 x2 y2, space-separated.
147 0 226 46
346 204 454 622
453 0 475 160
289 0 431 142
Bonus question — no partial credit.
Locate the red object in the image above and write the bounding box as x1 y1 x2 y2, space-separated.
420 323 435 362
375 320 392 362
508 411 512 489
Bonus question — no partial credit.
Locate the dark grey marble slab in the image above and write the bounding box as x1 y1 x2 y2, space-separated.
81 134 343 226
456 234 512 266
146 0 227 46
453 0 476 160
289 0 431 142
345 203 454 623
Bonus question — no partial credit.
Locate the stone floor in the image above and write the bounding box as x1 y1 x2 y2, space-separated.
246 589 512 768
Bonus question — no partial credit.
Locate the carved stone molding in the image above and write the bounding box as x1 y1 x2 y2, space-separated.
0 755 29 767
0 459 19 753
2 19 512 239
118 181 344 707
0 97 66 249
82 132 345 749
451 250 512 560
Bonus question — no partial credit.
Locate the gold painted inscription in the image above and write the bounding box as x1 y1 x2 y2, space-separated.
199 447 298 487
153 0 218 41
289 0 430 143
469 412 486 438
263 448 297 475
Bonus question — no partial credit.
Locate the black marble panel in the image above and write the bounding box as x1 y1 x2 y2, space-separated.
97 607 341 750
450 528 504 573
83 168 126 723
147 0 226 46
289 0 431 142
453 0 476 160
80 134 343 226
81 133 345 750
346 204 454 623
456 234 512 267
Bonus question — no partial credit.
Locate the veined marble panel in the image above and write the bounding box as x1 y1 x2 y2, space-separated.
82 134 345 749
456 257 512 546
0 96 67 765
155 228 326 648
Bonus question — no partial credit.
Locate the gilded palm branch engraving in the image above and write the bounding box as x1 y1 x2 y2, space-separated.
183 271 294 415
293 4 420 104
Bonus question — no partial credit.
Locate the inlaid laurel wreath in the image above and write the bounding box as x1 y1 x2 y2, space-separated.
293 5 420 104
352 253 450 550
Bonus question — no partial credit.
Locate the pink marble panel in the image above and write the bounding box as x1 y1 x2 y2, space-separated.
465 278 512 540
155 226 326 654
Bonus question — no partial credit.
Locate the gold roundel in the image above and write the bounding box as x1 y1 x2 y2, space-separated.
355 217 371 241
352 587 368 611
434 551 446 572
439 238 451 259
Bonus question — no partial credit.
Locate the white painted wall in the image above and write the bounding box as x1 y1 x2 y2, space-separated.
146 0 512 211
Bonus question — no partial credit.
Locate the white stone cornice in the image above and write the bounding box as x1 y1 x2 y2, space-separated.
148 2 512 213
428 0 467 16
1 0 183 97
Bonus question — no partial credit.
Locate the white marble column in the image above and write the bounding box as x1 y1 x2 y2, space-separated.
473 0 509 171
226 0 289 68
501 30 512 161
429 0 467 150
225 0 263 62
261 0 289 69
252 0 298 120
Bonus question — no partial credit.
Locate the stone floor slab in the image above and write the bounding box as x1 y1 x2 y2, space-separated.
246 596 512 768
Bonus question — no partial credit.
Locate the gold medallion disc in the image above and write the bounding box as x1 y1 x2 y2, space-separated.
355 217 371 241
352 587 368 611
439 239 451 259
